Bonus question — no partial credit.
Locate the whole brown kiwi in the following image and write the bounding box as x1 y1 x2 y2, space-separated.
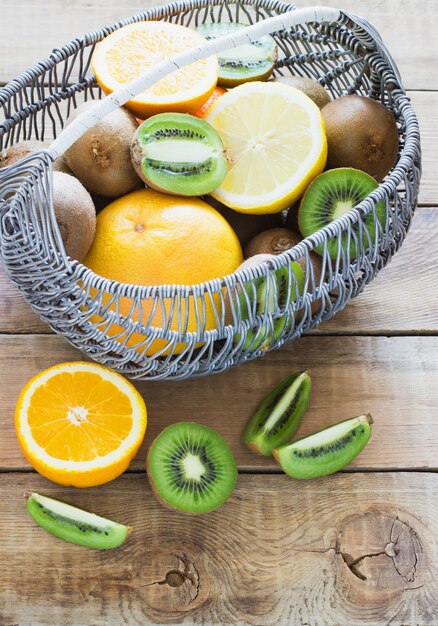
64 102 141 197
52 172 96 262
205 196 283 248
322 95 399 181
0 139 71 174
275 75 330 109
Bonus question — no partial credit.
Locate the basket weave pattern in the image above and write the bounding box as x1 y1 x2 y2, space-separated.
0 1 421 380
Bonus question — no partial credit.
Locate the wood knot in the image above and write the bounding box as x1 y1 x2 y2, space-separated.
335 508 425 592
140 553 203 613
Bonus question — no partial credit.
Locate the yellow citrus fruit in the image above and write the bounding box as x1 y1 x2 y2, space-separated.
15 362 147 488
206 81 327 214
92 21 218 118
83 189 243 355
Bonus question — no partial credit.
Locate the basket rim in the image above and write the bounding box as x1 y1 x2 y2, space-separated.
0 0 421 303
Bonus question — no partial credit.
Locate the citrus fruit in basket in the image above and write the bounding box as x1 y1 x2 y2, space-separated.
15 362 147 487
83 188 243 355
92 21 218 118
206 81 327 214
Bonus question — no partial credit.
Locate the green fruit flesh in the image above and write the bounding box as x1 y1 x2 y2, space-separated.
132 113 227 196
234 261 304 352
26 492 130 549
274 414 373 479
147 422 237 514
244 370 311 456
298 168 387 259
196 23 277 87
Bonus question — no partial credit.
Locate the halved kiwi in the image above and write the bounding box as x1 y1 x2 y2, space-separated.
273 414 373 479
131 113 227 196
196 22 278 87
298 167 387 259
147 422 237 514
26 492 130 549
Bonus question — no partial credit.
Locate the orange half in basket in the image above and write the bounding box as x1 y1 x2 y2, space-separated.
92 21 218 118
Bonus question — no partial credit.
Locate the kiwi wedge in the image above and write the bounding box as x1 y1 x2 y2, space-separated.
233 257 304 352
147 422 237 514
244 370 311 456
131 113 227 196
274 414 373 479
26 492 130 549
298 167 387 259
196 22 278 87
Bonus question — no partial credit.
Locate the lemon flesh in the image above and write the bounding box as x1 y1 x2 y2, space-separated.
206 81 327 214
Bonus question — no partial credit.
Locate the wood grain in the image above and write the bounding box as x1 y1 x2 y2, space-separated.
0 0 437 90
0 207 436 335
0 334 436 471
0 472 437 625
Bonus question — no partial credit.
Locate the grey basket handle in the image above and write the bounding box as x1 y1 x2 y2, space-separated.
48 6 346 159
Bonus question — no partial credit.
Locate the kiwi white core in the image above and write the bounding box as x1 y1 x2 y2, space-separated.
332 200 354 220
292 415 370 449
223 43 267 61
182 453 206 481
29 493 120 529
144 140 215 164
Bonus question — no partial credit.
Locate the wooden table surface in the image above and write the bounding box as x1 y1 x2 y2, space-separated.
1 1 437 624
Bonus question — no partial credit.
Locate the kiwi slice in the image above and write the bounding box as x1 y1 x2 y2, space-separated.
26 492 130 549
244 370 311 456
131 113 227 196
196 22 278 87
147 422 237 514
298 168 387 259
234 259 304 352
274 414 373 479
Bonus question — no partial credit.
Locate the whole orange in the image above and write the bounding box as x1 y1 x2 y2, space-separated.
83 189 243 355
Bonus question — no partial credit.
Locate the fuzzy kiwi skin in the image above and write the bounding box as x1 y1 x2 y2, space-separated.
64 102 141 197
322 95 399 181
52 172 96 262
274 75 330 109
0 139 72 174
273 414 373 479
206 196 283 248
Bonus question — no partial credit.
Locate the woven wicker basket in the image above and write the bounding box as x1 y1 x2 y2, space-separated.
0 1 421 381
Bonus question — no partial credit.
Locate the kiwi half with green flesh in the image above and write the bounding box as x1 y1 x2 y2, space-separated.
196 22 277 87
131 113 227 196
298 167 387 260
322 95 399 182
244 228 325 319
274 414 373 479
147 422 237 514
26 492 131 549
244 370 311 456
234 256 305 352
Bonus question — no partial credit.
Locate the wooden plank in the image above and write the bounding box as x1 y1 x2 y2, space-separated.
0 207 436 334
410 91 438 207
313 207 438 334
0 334 436 471
0 0 437 90
0 472 437 625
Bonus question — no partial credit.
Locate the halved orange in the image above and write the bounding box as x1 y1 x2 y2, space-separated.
15 362 147 487
92 21 218 118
